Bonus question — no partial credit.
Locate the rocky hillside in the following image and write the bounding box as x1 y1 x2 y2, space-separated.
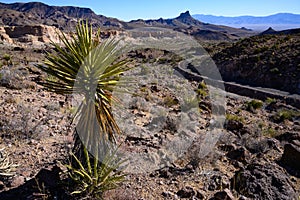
0 2 125 30
0 45 299 199
0 24 62 46
210 29 300 94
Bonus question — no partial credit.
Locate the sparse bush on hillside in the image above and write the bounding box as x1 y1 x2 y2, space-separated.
0 66 35 90
270 67 280 74
163 95 179 107
246 100 263 112
181 95 199 112
271 109 300 123
265 97 276 105
262 127 277 138
195 81 208 98
226 114 244 123
2 54 12 66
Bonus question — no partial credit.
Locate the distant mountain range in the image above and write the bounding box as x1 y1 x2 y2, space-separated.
192 13 300 31
0 2 255 41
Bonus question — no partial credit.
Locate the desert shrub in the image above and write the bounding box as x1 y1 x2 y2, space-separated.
271 109 300 123
195 81 208 98
270 68 280 74
226 114 244 123
262 127 277 138
246 99 263 111
66 146 126 199
0 66 31 89
163 95 179 107
2 54 12 65
265 97 276 105
181 95 198 112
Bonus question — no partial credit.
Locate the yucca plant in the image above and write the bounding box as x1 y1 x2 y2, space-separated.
36 20 131 198
36 20 131 157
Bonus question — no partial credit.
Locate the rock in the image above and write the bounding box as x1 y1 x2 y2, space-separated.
196 191 205 199
162 191 175 198
210 174 231 191
238 195 249 200
225 119 249 136
177 186 196 198
280 143 300 172
275 132 300 145
0 180 5 190
245 138 280 154
232 162 297 199
158 168 172 178
10 176 25 188
35 165 62 188
218 144 236 152
211 189 235 200
226 147 250 163
226 119 243 131
3 25 61 44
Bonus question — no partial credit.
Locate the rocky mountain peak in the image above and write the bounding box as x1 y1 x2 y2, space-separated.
176 11 192 20
261 27 277 35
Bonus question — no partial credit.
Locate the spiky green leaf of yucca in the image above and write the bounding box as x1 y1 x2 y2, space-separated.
66 145 126 199
36 21 130 143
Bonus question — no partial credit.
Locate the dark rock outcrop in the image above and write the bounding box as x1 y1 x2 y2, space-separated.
280 143 300 173
210 189 235 200
232 162 297 199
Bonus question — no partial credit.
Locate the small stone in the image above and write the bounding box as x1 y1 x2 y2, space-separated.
162 191 174 198
0 180 5 190
196 190 205 199
177 186 195 198
226 147 250 163
239 195 249 200
28 139 37 145
10 176 25 188
159 168 172 178
212 189 235 200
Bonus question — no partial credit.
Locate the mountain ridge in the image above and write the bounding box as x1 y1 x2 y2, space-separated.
0 1 126 30
0 3 255 40
193 13 300 31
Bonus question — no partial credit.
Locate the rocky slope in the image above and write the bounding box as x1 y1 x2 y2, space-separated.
0 2 125 30
209 29 300 94
0 24 61 46
0 44 299 199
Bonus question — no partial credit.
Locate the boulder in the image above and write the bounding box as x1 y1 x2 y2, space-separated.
211 189 235 200
177 186 196 198
280 143 300 172
232 162 296 199
226 147 250 163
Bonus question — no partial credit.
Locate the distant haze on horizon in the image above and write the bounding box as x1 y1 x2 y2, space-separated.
0 0 300 21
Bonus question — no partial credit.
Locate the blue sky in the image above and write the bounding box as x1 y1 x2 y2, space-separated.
1 0 300 21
